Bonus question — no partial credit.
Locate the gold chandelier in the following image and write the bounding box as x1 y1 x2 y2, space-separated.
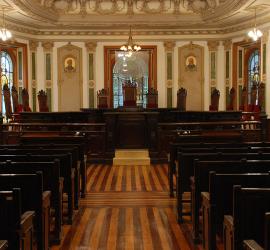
0 8 12 42
120 26 141 57
248 8 262 42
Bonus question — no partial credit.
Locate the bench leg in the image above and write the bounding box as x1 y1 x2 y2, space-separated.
80 156 87 198
169 162 174 198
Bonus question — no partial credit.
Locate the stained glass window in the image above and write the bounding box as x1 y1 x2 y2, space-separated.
248 49 260 104
0 51 13 117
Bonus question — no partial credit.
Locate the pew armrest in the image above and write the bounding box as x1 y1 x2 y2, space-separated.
20 211 35 250
243 240 264 250
20 210 35 234
201 192 211 250
42 191 51 208
223 215 234 250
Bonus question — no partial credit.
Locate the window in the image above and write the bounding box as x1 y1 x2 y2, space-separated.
247 49 260 104
0 51 14 117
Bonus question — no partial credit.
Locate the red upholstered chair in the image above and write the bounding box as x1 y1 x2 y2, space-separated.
226 87 236 110
123 81 137 107
11 86 23 113
21 88 31 112
3 84 12 120
97 88 109 108
146 88 158 108
209 88 220 111
239 86 247 111
37 90 49 112
177 87 187 111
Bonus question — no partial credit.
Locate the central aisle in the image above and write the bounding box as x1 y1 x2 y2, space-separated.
52 164 195 250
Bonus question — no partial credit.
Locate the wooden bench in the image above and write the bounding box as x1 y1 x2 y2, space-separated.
0 173 51 250
0 160 62 244
190 158 270 242
0 189 34 250
0 154 74 224
202 172 270 250
243 212 270 250
224 186 270 250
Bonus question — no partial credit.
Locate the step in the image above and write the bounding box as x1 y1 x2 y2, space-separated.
115 149 149 158
113 157 150 166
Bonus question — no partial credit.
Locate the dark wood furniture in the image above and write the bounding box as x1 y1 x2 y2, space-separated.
11 86 22 113
123 81 137 107
146 88 158 108
21 88 31 112
224 186 270 250
209 88 220 111
239 86 247 111
97 88 109 109
0 189 34 250
177 87 187 111
2 84 12 120
227 87 236 110
37 90 49 112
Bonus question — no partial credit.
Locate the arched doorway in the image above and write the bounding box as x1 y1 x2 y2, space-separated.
112 52 149 108
104 46 157 108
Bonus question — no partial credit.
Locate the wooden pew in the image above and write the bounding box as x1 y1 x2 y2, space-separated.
0 173 50 250
169 141 270 196
0 154 74 224
0 148 80 210
202 172 270 250
190 158 270 242
0 160 62 244
243 212 270 250
224 186 270 250
0 189 34 250
0 241 8 250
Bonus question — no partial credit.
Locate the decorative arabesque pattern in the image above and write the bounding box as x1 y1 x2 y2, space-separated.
38 0 219 15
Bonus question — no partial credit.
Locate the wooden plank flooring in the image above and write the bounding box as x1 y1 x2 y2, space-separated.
51 164 205 250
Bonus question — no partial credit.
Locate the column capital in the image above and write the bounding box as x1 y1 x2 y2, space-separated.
41 41 54 52
207 40 219 51
29 40 39 51
85 41 97 52
222 39 232 50
164 41 176 52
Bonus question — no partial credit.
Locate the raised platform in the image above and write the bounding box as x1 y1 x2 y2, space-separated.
113 149 150 165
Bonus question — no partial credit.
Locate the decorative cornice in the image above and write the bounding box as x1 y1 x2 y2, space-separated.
42 41 54 51
222 39 232 50
207 40 220 51
29 40 39 51
164 41 176 52
85 41 97 52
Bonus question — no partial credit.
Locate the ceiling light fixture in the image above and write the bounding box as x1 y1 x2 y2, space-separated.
120 26 141 57
248 8 262 42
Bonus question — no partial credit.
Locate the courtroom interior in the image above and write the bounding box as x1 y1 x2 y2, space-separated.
1 0 270 250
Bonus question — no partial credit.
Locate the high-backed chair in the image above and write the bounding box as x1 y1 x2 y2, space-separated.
97 88 109 108
239 86 247 111
146 87 158 108
37 90 49 112
209 88 220 111
258 82 265 112
248 84 258 112
11 86 23 113
226 87 236 110
21 88 31 112
177 87 187 111
123 81 137 107
3 84 12 120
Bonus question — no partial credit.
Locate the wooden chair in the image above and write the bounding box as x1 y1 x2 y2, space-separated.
21 88 31 112
239 86 247 111
146 87 158 108
37 90 49 112
226 87 235 110
123 81 137 107
209 88 220 111
248 84 258 112
258 82 265 112
97 88 109 108
3 84 12 120
177 87 187 111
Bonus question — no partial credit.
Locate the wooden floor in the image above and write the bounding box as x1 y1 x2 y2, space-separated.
51 164 204 250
